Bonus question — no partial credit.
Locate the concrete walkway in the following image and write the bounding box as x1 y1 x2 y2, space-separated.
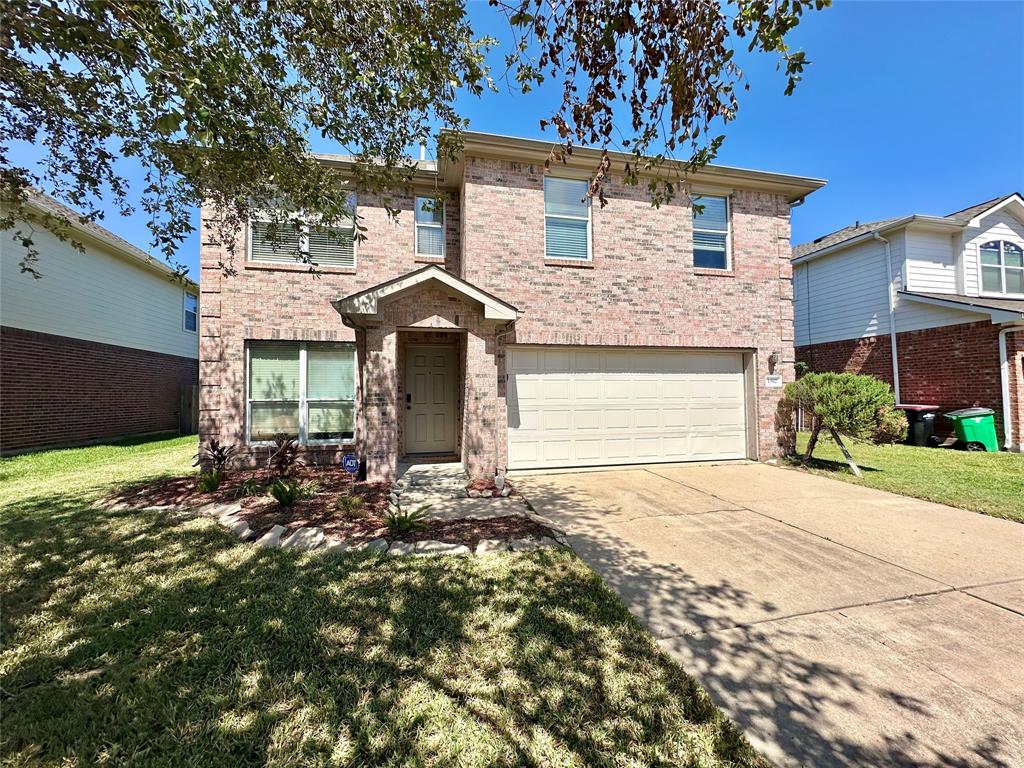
514 462 1024 768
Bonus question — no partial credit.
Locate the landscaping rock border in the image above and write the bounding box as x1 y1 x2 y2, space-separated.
109 498 568 558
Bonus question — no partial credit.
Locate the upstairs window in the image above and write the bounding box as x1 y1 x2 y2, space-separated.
980 240 1024 295
544 177 591 261
414 196 445 258
249 196 357 269
247 342 356 444
183 291 198 333
692 195 731 270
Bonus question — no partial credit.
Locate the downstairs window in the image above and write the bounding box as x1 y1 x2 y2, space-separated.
247 342 356 444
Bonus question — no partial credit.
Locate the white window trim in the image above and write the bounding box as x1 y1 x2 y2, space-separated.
414 195 446 259
543 177 593 262
245 342 358 447
183 289 198 333
692 194 732 271
247 202 358 269
977 239 1024 299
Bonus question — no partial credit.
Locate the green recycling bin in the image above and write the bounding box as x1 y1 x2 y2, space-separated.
945 408 999 452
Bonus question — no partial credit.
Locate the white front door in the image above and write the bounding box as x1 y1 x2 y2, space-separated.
506 346 749 469
405 345 458 454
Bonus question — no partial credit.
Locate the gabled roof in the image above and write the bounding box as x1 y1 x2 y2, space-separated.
900 291 1024 323
16 191 197 287
794 192 1024 263
331 265 519 322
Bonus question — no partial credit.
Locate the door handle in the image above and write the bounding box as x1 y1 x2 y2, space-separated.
406 393 411 409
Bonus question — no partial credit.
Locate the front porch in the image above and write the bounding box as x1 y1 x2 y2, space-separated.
333 265 519 482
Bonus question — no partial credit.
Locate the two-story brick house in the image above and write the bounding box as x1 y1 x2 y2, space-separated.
198 132 824 481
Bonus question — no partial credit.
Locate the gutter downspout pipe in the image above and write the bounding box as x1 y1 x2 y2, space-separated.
873 232 901 403
998 325 1024 450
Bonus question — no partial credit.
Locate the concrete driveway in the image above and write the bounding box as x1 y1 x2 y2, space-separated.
513 462 1024 768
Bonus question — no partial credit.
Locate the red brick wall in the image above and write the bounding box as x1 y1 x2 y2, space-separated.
1 326 198 452
796 321 1021 445
461 156 796 459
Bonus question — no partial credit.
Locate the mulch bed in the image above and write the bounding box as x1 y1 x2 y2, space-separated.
107 467 554 547
388 516 553 548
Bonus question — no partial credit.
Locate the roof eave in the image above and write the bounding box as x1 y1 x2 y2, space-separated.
455 131 826 203
19 195 197 288
793 215 963 265
899 291 1024 323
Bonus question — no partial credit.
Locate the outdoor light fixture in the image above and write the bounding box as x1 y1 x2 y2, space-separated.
767 351 780 372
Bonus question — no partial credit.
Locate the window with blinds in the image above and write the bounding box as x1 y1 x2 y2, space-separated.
980 240 1024 295
544 177 591 260
414 196 445 258
247 342 356 444
249 197 357 268
692 195 730 270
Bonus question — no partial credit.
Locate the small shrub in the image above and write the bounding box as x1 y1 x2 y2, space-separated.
875 405 909 445
197 470 223 493
193 439 237 473
384 504 429 534
269 478 317 507
234 477 264 498
269 478 301 507
335 493 366 518
268 436 302 477
297 480 320 498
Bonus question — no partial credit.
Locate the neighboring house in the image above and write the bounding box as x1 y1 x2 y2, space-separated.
1 193 200 453
793 193 1024 450
199 132 825 481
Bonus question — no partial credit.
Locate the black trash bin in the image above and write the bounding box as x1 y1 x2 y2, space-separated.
898 404 940 447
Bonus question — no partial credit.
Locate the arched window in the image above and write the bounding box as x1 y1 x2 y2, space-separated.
980 240 1024 295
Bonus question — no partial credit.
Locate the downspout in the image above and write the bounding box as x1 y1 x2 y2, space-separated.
998 325 1024 450
873 232 901 402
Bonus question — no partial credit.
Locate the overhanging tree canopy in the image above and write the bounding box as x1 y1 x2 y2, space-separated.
1 0 828 277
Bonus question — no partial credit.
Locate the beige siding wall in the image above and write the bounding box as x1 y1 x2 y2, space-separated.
1 222 198 359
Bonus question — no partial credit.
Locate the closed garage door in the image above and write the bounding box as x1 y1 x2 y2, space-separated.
506 346 749 470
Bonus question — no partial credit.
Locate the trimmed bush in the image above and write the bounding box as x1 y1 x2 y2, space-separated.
784 372 907 470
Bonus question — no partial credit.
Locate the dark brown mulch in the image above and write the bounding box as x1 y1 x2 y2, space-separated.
108 467 553 548
388 516 554 548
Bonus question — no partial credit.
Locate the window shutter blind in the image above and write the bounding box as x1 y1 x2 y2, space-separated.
544 178 589 217
306 345 355 400
416 226 444 256
250 221 302 262
545 217 590 260
692 196 728 230
249 345 300 400
307 226 355 268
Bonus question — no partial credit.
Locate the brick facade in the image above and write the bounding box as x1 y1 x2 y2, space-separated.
1 326 198 452
462 156 796 461
797 321 1024 447
200 151 801 480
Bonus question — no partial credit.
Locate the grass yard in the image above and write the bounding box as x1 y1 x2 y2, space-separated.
0 435 763 767
794 432 1024 523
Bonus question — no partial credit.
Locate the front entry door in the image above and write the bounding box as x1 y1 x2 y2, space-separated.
405 345 458 454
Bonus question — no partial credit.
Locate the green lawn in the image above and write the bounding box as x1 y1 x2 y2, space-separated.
0 436 763 767
794 433 1024 523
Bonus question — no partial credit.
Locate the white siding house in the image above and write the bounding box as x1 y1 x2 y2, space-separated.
793 193 1024 451
1 192 200 452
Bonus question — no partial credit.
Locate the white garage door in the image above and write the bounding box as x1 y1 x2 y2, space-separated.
506 346 749 470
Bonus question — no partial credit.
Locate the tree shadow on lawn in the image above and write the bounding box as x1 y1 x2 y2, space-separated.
0 490 763 767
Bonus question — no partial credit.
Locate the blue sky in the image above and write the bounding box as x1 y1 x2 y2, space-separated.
34 1 1024 279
